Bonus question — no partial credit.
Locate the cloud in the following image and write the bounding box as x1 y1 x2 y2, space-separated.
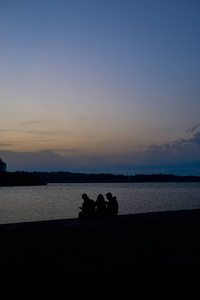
20 121 44 127
0 149 103 172
56 148 82 154
0 150 68 172
188 131 200 147
1 131 200 175
147 131 200 160
132 131 200 174
187 125 200 133
0 142 14 147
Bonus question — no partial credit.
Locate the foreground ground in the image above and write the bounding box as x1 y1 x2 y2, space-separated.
0 209 200 296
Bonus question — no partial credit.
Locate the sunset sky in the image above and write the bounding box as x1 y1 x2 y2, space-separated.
0 0 200 174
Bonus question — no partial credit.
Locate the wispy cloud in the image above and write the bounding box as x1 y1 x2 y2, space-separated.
0 129 13 132
55 148 83 154
0 142 14 147
20 120 46 127
187 125 200 133
146 131 200 166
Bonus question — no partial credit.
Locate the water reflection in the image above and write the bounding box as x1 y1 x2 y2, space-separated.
0 182 200 224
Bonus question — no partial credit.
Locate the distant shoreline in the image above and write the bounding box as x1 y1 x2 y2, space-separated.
0 171 46 186
1 171 200 186
5 171 200 184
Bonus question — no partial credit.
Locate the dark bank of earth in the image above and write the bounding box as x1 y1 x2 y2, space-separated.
3 171 200 184
0 171 46 186
28 171 200 183
1 171 200 186
0 209 200 296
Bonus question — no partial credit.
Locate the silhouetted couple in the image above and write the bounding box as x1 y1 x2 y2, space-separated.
78 192 118 219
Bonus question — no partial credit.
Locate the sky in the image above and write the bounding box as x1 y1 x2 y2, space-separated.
0 0 200 175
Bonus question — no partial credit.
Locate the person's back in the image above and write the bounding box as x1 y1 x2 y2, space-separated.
106 193 118 217
95 194 107 218
87 198 95 214
79 193 95 219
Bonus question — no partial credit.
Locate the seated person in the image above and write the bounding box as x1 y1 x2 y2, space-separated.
95 194 107 218
79 193 95 219
106 192 118 217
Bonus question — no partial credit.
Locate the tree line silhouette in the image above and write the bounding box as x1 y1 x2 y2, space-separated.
1 171 200 186
9 171 200 183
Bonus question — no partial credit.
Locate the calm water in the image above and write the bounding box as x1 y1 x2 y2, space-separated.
0 182 200 224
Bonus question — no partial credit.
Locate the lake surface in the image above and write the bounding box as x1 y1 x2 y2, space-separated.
0 182 200 224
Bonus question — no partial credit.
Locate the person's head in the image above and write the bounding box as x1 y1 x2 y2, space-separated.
106 192 112 200
97 194 104 201
82 193 89 201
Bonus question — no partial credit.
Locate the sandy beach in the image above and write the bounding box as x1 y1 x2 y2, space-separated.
1 209 200 296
